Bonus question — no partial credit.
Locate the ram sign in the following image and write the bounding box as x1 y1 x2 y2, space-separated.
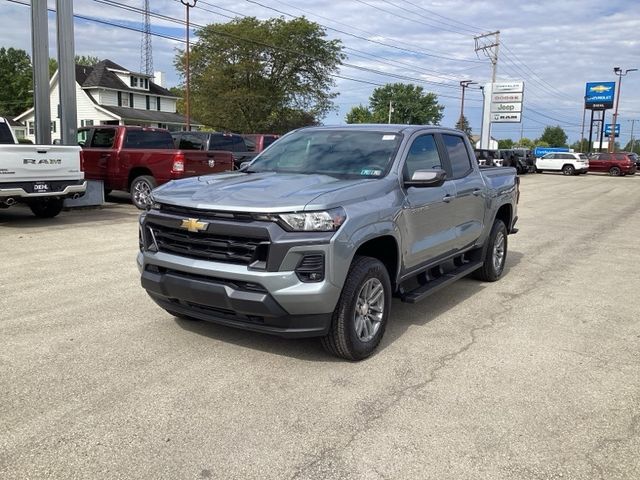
585 82 615 110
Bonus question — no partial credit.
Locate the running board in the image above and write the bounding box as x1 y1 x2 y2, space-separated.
400 261 483 304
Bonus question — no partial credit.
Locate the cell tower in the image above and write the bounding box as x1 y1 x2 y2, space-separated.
140 0 153 76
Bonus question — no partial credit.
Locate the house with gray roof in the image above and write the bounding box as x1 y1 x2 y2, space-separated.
15 59 201 143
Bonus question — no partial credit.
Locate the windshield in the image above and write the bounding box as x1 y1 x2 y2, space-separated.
248 129 403 178
579 154 588 160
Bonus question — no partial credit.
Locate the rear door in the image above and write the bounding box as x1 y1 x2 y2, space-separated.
80 127 116 183
441 133 486 249
398 133 458 270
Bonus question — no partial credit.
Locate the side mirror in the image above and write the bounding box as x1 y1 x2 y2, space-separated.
239 161 251 171
404 169 447 188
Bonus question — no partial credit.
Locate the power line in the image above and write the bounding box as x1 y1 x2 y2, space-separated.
379 0 481 36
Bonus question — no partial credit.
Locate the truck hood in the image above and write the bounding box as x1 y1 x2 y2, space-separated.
152 171 375 212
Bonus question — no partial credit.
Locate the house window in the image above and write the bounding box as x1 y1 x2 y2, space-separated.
50 121 56 133
158 123 168 130
146 95 150 110
80 120 94 127
129 93 134 108
130 76 138 88
144 78 149 89
28 121 35 135
157 97 161 111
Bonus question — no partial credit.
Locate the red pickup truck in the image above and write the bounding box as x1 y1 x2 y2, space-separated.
77 126 234 208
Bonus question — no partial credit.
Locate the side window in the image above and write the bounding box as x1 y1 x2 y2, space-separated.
209 134 234 150
615 153 627 161
403 134 442 181
90 129 115 148
77 129 88 146
178 134 203 150
600 153 612 161
442 134 472 178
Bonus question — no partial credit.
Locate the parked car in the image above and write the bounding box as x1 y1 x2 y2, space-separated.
498 149 533 174
138 125 519 360
171 131 258 168
474 148 498 166
630 152 640 170
588 152 637 176
535 152 589 175
78 126 234 209
241 133 280 153
0 117 86 218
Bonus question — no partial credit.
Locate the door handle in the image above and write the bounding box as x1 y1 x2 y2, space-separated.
443 194 454 203
473 188 482 196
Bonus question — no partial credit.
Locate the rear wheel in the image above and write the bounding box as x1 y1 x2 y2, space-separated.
130 175 157 209
562 164 575 175
29 198 64 218
321 256 391 360
473 219 508 282
609 166 621 176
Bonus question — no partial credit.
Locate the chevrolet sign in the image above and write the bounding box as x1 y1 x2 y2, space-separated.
585 82 615 110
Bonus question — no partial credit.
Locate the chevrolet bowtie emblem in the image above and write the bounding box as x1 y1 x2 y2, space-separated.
180 218 208 233
590 85 611 93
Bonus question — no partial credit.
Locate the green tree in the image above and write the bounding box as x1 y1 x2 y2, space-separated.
570 139 590 152
169 86 185 115
0 47 32 116
49 55 101 77
539 125 568 147
516 137 535 149
498 138 514 149
345 104 373 124
535 140 550 148
369 83 443 124
455 114 472 138
176 17 344 133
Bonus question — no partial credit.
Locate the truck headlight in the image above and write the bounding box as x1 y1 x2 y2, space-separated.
274 208 346 232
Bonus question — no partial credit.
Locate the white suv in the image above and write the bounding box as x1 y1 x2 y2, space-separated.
535 152 589 175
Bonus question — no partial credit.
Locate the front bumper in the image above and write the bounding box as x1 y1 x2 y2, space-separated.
138 253 337 338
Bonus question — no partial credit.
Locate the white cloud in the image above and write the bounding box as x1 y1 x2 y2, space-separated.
1 0 639 142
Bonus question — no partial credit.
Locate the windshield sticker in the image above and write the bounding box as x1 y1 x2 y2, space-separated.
382 135 396 141
361 168 382 176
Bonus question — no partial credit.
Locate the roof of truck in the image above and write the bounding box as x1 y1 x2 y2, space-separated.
306 124 464 135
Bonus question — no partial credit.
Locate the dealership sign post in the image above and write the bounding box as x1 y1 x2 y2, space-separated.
480 81 525 148
585 82 615 152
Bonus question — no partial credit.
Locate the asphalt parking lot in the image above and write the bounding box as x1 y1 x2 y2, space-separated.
1 173 639 480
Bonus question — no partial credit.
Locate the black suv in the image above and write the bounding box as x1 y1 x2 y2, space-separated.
171 131 257 167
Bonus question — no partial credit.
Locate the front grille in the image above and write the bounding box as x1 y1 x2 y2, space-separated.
159 203 254 222
147 223 268 265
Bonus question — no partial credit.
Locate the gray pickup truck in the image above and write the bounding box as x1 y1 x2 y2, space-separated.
138 125 519 360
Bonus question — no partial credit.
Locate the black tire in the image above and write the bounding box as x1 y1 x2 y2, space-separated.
321 256 391 361
130 175 157 209
28 198 64 218
609 166 621 176
562 164 575 176
473 219 508 282
536 169 543 173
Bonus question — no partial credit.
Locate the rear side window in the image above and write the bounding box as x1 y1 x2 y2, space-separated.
0 122 15 144
403 134 443 181
263 135 278 148
615 153 628 161
90 129 116 148
442 134 472 178
124 130 174 149
579 154 588 160
209 134 235 150
176 134 204 150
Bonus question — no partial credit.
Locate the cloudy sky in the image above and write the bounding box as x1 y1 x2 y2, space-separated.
2 0 639 143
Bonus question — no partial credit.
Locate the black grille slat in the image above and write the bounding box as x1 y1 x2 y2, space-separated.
148 222 266 265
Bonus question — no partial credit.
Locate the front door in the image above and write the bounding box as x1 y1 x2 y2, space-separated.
398 133 458 271
81 128 116 185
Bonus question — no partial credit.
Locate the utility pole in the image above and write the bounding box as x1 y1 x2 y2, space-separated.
609 66 637 152
56 0 77 146
458 80 475 128
181 0 198 131
388 101 394 124
474 31 500 149
474 31 500 83
31 0 51 145
579 96 586 152
628 119 637 152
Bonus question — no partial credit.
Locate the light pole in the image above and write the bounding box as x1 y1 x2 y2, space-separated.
388 101 394 124
628 119 637 152
181 0 198 131
458 80 476 129
609 66 637 152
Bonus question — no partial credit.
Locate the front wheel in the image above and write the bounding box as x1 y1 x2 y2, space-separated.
321 256 391 361
29 198 64 218
130 175 157 209
473 219 508 282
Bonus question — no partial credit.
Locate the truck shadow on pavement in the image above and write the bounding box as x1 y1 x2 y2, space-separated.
0 202 140 229
174 250 524 362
